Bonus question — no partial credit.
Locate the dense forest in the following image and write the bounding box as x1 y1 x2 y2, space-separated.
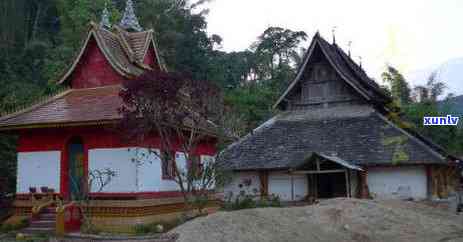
0 0 462 193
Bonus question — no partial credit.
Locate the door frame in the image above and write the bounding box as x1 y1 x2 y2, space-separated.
61 136 89 200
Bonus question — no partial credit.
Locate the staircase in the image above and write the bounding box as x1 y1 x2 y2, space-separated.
22 206 56 235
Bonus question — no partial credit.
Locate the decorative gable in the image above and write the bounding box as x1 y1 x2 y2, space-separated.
275 33 391 111
284 44 363 110
70 37 125 89
144 44 159 69
57 23 164 89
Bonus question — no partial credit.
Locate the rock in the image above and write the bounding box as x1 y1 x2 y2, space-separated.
343 224 350 230
16 233 25 240
155 224 164 233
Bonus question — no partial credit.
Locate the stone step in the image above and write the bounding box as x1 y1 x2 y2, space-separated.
22 226 55 235
39 213 56 220
42 207 57 213
30 220 55 228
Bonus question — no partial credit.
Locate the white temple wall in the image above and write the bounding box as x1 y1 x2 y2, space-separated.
17 147 210 194
88 148 138 192
17 151 61 193
135 148 187 192
88 147 190 193
223 171 261 200
223 171 309 201
367 166 427 200
268 172 307 201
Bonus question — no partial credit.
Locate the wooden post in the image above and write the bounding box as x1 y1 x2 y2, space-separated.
259 171 269 198
291 174 295 201
426 165 433 199
345 170 350 198
359 168 370 199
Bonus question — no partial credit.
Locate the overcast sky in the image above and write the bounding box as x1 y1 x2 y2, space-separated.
204 0 463 86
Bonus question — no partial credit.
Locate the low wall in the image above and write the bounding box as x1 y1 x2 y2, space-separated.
7 196 221 233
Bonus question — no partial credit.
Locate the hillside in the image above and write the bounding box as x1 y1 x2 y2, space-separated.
439 95 463 116
407 58 463 96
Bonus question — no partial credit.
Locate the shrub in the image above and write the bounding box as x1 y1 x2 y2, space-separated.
134 223 152 235
0 218 29 233
0 223 13 233
267 195 282 207
222 195 256 211
222 194 282 211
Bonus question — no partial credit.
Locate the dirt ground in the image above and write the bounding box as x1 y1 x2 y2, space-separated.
172 198 463 242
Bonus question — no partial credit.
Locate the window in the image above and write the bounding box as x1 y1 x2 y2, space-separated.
161 150 176 179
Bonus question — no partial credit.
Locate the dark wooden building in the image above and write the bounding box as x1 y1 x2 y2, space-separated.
221 33 457 201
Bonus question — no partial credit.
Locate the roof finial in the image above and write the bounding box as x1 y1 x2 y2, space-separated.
100 2 111 29
120 0 142 32
358 56 363 69
348 41 352 57
331 26 337 44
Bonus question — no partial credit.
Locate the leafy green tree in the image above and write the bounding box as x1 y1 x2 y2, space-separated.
381 65 412 107
221 27 307 133
136 0 220 81
413 71 447 102
402 72 463 155
252 27 307 82
55 0 120 48
225 84 277 132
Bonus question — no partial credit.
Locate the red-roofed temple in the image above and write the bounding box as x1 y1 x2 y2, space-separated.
0 1 217 233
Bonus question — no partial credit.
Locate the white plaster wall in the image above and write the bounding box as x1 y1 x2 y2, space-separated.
367 166 427 200
223 172 261 199
88 148 138 192
88 147 202 193
268 172 308 201
136 149 187 192
17 151 61 193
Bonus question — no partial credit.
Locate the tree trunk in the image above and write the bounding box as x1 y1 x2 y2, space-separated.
31 0 43 41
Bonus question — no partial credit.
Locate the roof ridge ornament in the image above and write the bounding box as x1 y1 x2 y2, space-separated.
120 0 143 32
332 26 337 44
100 2 111 29
348 41 352 57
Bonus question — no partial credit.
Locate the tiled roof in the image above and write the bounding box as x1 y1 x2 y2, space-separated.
0 86 122 129
218 105 447 170
120 29 152 63
0 85 220 134
57 23 163 84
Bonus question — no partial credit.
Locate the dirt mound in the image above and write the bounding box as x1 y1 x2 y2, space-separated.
172 198 463 242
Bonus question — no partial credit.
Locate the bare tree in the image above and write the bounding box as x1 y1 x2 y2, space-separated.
68 168 115 233
119 69 230 213
413 71 447 103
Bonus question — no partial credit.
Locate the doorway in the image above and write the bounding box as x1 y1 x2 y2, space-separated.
67 137 86 200
316 172 347 198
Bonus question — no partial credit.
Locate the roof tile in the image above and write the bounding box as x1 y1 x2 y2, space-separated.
0 86 122 128
219 105 446 170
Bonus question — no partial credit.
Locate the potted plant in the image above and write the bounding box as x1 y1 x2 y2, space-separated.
29 187 37 193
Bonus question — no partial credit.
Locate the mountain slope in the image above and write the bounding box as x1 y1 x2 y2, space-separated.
407 58 463 96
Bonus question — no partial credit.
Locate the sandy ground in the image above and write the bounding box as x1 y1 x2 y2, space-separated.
172 198 463 242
